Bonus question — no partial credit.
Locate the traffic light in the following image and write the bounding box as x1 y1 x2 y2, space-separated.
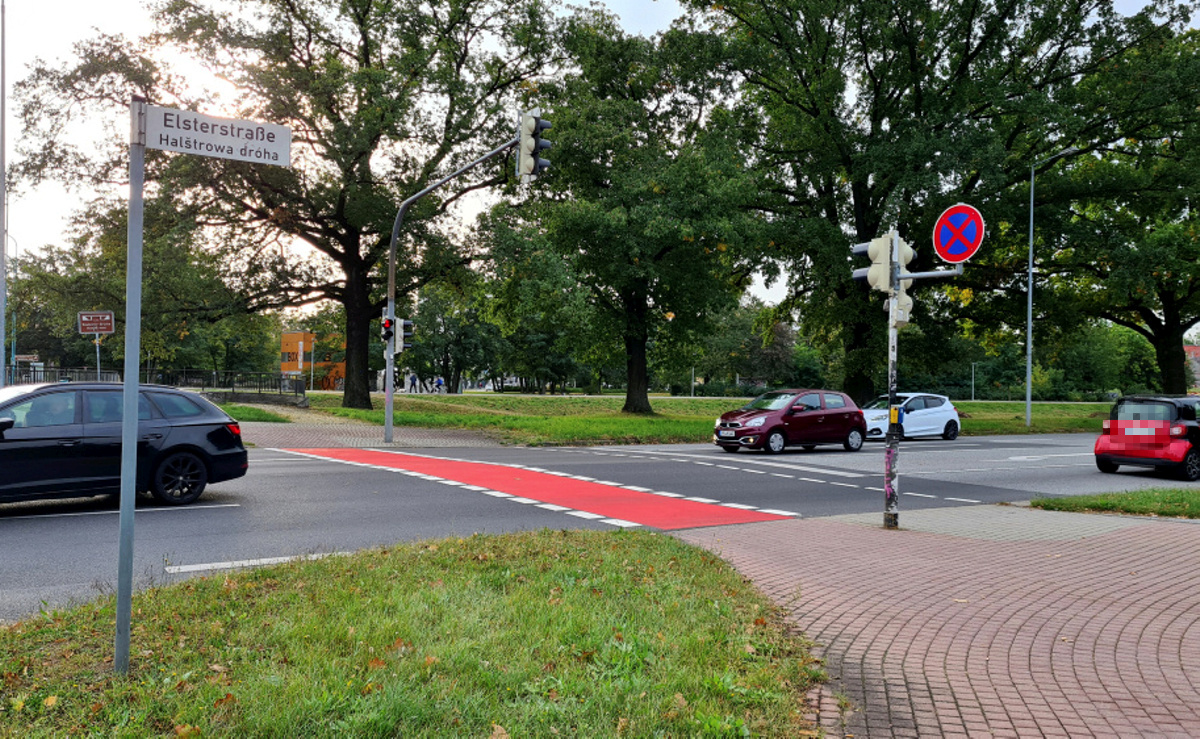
517 111 552 178
895 238 915 327
381 317 394 342
401 320 415 350
851 235 893 293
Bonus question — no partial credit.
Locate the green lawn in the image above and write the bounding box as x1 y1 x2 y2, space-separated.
0 530 824 737
304 393 1109 445
1031 488 1200 518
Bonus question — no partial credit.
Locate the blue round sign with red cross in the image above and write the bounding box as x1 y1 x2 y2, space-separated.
932 203 985 264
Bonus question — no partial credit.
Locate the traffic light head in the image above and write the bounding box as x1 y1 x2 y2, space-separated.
518 112 552 178
381 317 394 342
851 235 893 293
401 320 415 350
895 237 915 327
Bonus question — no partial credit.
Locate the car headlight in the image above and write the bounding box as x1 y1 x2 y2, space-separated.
715 418 722 427
747 416 766 427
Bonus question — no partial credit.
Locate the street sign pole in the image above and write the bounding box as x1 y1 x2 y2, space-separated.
115 96 147 674
95 333 101 380
884 231 901 529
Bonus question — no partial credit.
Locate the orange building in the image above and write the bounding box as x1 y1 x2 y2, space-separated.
281 331 347 390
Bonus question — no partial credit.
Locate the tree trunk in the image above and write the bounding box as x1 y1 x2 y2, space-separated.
623 333 653 413
1153 330 1189 395
341 263 374 409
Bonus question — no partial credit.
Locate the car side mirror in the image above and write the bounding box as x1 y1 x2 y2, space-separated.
0 418 13 436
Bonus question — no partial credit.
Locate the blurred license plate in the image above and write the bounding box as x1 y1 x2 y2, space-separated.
719 429 736 438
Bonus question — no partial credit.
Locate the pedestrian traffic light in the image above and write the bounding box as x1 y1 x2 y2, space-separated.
401 320 415 350
851 235 893 293
381 317 394 342
517 111 552 178
895 238 915 328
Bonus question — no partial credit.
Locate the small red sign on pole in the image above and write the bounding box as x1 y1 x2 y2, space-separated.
78 311 116 335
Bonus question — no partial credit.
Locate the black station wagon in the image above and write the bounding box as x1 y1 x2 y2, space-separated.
0 382 248 506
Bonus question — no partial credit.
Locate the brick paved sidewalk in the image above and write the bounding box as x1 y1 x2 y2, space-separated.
675 506 1200 738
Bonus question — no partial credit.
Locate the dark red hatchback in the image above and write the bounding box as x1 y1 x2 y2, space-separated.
1094 395 1200 481
714 389 867 454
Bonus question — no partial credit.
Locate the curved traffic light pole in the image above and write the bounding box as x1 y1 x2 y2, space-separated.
383 136 519 442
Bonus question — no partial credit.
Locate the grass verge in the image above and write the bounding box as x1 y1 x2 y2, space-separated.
0 530 824 737
304 393 1109 444
1030 488 1200 518
217 404 292 423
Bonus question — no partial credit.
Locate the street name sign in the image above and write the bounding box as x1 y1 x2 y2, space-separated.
145 106 291 166
78 311 115 334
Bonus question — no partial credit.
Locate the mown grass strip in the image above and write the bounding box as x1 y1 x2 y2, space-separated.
218 404 292 423
1030 488 1200 518
305 393 1110 444
0 530 823 737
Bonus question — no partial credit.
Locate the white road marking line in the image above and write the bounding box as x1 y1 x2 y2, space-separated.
904 492 937 499
799 477 825 484
166 551 345 575
653 491 685 498
622 486 652 492
745 469 766 474
685 496 719 503
481 490 511 498
829 482 860 488
945 497 982 503
536 504 571 512
0 503 241 521
632 451 866 478
565 511 605 520
771 473 793 478
758 509 801 517
507 497 539 504
722 503 759 510
601 518 640 528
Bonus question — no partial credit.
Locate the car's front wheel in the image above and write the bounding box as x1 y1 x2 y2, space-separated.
151 451 209 505
844 428 864 452
942 421 959 441
1096 457 1119 474
1179 448 1200 481
764 430 787 454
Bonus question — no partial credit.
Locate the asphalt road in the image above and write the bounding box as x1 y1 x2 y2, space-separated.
0 433 1177 623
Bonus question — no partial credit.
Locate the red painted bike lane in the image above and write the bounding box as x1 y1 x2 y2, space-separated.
286 448 788 530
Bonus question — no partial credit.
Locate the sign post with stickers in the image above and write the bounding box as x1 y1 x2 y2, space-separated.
78 311 115 380
113 99 291 673
851 209 985 530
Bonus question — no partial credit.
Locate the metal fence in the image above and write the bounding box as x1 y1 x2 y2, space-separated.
6 366 306 397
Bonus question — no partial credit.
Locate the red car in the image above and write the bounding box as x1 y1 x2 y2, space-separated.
1094 395 1200 481
714 389 867 453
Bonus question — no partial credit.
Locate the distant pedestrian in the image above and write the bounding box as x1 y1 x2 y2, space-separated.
435 377 444 393
408 373 418 393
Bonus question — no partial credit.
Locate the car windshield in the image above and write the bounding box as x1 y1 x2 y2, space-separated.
862 396 895 410
744 392 797 411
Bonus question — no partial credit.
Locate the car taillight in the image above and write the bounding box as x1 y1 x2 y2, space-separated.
1101 419 1111 433
1171 425 1186 437
226 422 242 437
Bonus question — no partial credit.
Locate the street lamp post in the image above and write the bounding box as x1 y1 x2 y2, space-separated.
1027 147 1080 427
971 361 979 401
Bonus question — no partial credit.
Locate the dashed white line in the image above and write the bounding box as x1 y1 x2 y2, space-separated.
945 497 982 503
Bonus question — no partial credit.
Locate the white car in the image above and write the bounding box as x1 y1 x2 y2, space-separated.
861 393 960 440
